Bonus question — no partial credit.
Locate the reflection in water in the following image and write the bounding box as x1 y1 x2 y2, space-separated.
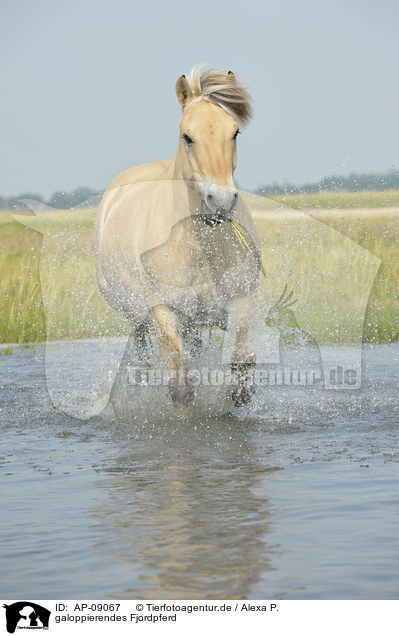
91 415 280 599
2 344 399 599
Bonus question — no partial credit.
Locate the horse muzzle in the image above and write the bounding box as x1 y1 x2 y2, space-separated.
198 184 239 227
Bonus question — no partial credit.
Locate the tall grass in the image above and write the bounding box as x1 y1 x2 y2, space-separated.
255 209 399 344
1 193 398 346
0 210 129 345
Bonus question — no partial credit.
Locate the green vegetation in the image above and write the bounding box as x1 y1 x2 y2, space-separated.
0 209 129 345
1 192 398 346
255 207 399 345
254 169 399 195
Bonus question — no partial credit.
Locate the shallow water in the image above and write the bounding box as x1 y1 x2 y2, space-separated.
1 343 399 599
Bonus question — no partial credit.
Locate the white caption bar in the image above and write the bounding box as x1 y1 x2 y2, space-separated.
1 600 398 635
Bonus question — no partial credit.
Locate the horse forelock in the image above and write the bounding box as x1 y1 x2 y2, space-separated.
184 64 252 126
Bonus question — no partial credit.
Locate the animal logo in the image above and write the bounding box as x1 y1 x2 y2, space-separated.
265 284 322 368
2 602 50 633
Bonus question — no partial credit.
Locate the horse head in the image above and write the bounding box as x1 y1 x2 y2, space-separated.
175 65 252 226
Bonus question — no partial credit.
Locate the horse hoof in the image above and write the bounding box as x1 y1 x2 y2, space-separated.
231 359 256 407
232 384 255 407
169 380 195 406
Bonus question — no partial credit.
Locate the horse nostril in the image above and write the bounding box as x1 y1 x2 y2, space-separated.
206 193 214 207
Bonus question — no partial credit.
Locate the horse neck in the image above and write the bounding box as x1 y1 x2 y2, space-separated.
167 142 190 181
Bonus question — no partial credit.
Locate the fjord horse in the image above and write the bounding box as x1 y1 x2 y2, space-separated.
95 66 261 406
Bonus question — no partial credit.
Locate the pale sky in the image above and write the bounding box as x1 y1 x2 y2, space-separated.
1 0 398 197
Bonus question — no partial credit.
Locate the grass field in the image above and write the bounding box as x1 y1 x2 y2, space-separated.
1 191 398 347
246 189 399 210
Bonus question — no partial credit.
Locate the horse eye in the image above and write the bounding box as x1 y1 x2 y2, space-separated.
182 133 193 145
233 129 240 140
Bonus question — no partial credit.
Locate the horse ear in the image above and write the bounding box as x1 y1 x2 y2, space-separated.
176 75 193 106
226 70 237 84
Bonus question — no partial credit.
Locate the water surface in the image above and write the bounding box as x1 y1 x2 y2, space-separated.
1 343 398 599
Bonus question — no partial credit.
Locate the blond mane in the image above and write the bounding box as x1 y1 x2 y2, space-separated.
184 64 252 125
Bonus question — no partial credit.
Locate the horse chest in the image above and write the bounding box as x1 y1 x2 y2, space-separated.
141 218 251 318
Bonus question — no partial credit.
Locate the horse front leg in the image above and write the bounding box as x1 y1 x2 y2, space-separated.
230 296 256 407
152 304 194 405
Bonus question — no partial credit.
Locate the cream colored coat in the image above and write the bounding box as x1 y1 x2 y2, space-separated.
95 77 261 405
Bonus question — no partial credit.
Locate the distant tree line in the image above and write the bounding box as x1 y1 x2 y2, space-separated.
1 170 399 209
0 186 103 210
255 169 399 195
